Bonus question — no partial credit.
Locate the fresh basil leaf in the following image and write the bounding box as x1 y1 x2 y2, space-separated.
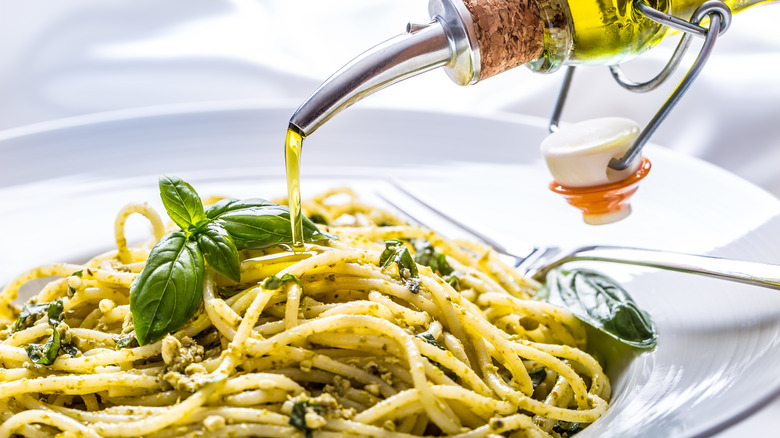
130 232 204 345
414 241 453 276
47 299 64 327
207 198 336 242
263 274 302 290
14 302 52 331
196 222 241 282
25 329 61 366
538 269 657 349
159 175 206 231
205 198 279 220
213 206 335 250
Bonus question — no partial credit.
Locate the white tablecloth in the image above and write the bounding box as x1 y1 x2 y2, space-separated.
1 1 779 435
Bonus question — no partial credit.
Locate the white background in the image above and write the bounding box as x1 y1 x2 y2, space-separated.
1 0 779 435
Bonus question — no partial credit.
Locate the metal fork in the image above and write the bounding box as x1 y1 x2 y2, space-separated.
378 184 780 290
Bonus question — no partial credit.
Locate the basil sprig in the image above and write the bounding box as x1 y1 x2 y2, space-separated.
536 268 657 349
130 176 336 345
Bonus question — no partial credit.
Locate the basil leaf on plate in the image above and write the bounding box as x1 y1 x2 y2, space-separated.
159 175 206 231
130 231 204 345
537 268 657 349
196 222 241 282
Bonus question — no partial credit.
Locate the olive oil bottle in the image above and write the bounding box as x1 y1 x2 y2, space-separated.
559 0 773 68
287 0 777 138
285 0 776 238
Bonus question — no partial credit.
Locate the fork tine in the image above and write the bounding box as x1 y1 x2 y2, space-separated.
515 246 565 278
379 181 539 264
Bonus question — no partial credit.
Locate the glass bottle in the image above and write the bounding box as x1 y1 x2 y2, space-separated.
537 0 773 72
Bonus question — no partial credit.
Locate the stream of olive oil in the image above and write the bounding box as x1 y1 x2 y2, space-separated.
285 127 305 252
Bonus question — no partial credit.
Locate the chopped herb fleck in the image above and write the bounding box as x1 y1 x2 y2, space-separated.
116 334 139 350
528 367 547 389
61 343 80 357
416 332 445 350
263 274 302 290
414 241 453 276
553 420 580 435
380 240 420 293
288 400 322 438
47 300 65 327
14 302 53 332
21 300 70 366
25 329 61 365
217 287 241 300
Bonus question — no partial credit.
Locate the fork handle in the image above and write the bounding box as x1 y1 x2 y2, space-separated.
532 246 780 291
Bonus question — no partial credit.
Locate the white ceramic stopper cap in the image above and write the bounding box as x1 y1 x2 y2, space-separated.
541 117 642 188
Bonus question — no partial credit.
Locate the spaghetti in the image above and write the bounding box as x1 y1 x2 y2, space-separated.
0 188 609 437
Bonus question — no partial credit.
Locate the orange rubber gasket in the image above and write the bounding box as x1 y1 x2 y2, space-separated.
549 157 652 217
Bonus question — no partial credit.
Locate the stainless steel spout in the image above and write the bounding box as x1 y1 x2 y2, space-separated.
289 0 480 136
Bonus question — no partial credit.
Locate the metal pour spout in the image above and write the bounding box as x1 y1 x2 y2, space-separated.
289 0 480 137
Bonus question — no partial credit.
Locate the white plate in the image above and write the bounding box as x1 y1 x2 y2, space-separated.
2 103 780 437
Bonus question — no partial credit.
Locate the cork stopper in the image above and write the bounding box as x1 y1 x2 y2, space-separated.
461 0 545 80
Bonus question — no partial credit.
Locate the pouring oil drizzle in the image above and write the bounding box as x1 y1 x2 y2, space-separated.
285 126 305 252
